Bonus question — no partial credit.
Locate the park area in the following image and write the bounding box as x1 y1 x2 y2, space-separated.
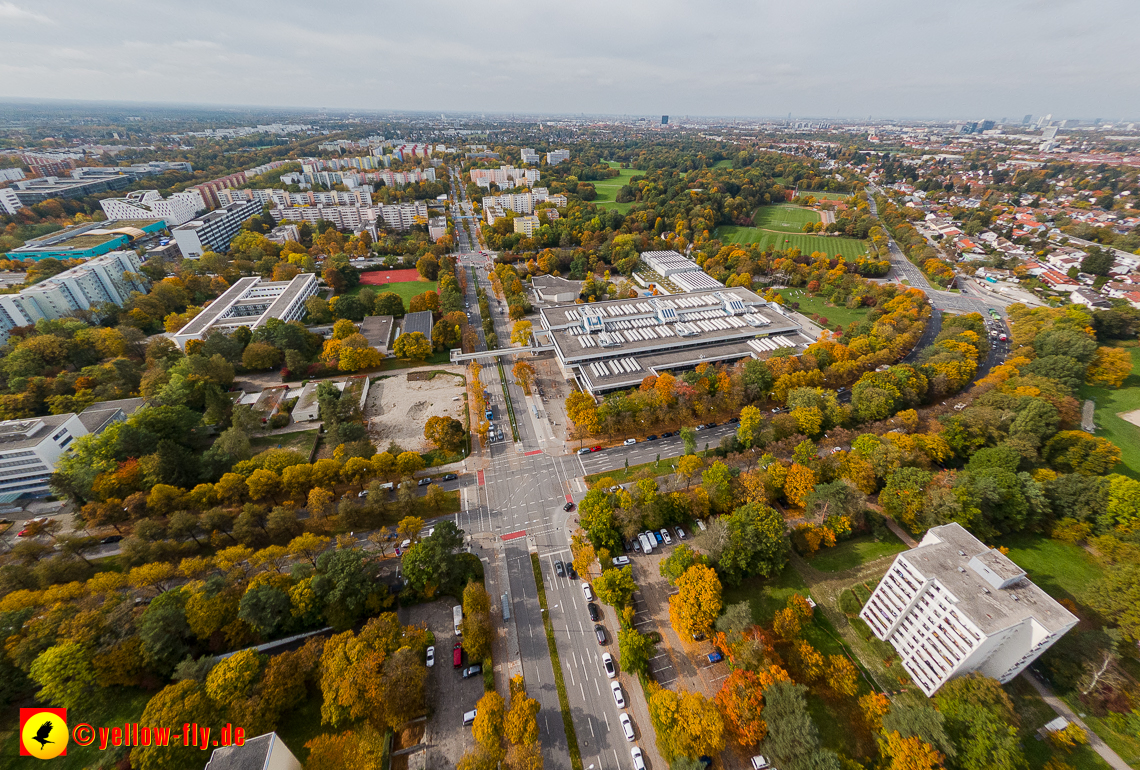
593 161 640 213
803 191 852 201
777 288 872 328
717 205 869 258
752 204 821 232
351 271 437 310
1080 344 1140 479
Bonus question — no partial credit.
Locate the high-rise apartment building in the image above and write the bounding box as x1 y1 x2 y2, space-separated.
172 199 262 257
100 189 206 226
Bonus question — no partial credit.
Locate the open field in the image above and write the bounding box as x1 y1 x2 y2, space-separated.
365 369 466 452
713 159 732 168
996 533 1104 607
752 204 821 232
1080 344 1140 479
778 288 872 328
359 268 422 284
346 278 437 309
717 226 870 258
807 532 908 572
593 161 640 213
802 191 852 201
250 428 319 456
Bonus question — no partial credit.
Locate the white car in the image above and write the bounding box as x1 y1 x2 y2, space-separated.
675 526 686 540
426 646 435 667
623 438 636 446
582 582 594 601
660 528 672 545
602 652 616 678
631 747 646 770
611 680 626 708
750 756 771 770
612 556 631 567
620 712 635 742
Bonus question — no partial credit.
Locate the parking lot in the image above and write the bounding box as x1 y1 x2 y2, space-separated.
396 599 486 769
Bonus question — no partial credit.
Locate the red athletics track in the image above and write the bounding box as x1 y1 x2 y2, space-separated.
358 269 426 285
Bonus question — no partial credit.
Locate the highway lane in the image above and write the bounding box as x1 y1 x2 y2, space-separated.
576 424 739 477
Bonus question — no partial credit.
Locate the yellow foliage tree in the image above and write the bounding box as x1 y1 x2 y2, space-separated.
784 463 816 508
669 564 723 640
1086 347 1132 388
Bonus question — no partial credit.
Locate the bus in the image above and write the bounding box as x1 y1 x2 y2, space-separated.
453 605 464 635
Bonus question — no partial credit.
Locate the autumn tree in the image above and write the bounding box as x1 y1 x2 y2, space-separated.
884 731 946 770
784 464 817 508
1085 346 1131 388
392 331 431 361
510 320 534 346
460 581 494 662
29 642 98 709
647 684 726 762
472 690 507 758
714 666 792 746
512 360 537 392
425 415 466 453
669 564 723 640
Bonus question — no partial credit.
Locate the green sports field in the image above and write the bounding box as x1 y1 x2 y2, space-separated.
593 162 640 213
752 204 821 233
716 226 869 258
345 278 436 310
801 191 851 201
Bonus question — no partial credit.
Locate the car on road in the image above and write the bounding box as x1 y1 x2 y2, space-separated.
611 680 626 708
418 477 432 486
675 526 686 540
620 712 635 741
563 501 575 511
462 664 482 679
707 651 724 664
568 566 578 579
576 447 592 455
594 624 607 645
463 709 478 726
443 473 458 481
750 756 771 770
587 602 600 621
100 535 124 544
660 528 672 545
426 646 435 667
646 434 658 441
603 652 616 678
453 644 463 667
554 561 566 577
612 555 631 566
728 417 740 424
623 438 636 445
631 747 646 770
707 422 717 428
582 582 593 601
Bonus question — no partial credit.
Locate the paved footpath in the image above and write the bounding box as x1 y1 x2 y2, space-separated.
1023 673 1133 770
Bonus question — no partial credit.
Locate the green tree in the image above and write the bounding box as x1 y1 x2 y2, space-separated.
239 583 295 638
132 680 218 770
241 342 283 370
313 548 379 631
760 681 841 770
618 627 657 677
933 674 1025 770
659 543 706 585
393 331 432 361
594 565 637 608
29 642 98 710
718 502 789 587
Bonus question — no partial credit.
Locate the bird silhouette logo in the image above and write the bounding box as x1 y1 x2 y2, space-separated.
19 708 69 759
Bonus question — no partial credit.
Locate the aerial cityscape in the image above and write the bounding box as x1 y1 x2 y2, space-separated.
1 2 1139 770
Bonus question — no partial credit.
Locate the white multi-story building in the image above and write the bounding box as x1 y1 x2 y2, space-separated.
268 200 426 233
520 148 540 164
172 199 262 257
171 273 319 349
859 523 1077 696
546 149 570 164
470 166 540 188
428 217 448 242
0 414 88 499
0 250 147 343
100 189 206 226
0 187 24 215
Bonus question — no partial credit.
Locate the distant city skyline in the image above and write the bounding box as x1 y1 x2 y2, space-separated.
0 0 1138 121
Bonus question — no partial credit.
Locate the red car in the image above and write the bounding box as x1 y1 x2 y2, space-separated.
453 643 463 668
591 446 602 452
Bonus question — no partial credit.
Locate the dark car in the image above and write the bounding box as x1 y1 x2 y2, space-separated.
100 535 124 544
646 434 658 441
554 561 566 577
563 501 575 512
707 422 717 428
418 478 432 487
632 538 641 553
443 473 458 481
595 624 607 645
568 566 578 580
588 602 600 621
462 664 483 679
622 539 632 553
661 431 674 438
728 417 741 424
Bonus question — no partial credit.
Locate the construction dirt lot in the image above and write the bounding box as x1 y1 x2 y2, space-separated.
364 368 467 452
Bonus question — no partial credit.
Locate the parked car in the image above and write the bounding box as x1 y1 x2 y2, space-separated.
660 528 672 545
100 535 124 544
577 447 592 455
568 566 578 580
622 540 632 553
591 446 602 452
611 681 626 708
632 538 642 553
620 711 638 743
692 631 707 641
594 624 607 645
603 652 616 678
582 582 593 601
675 526 686 540
707 651 724 664
728 417 741 424
463 709 478 726
563 501 575 511
554 561 565 577
612 555 631 566
588 602 600 621
696 423 708 430
453 644 463 668
623 438 636 446
418 477 432 486
661 431 674 438
647 434 658 441
696 519 707 531
653 531 664 546
462 664 482 679
750 756 771 770
426 646 435 667
357 490 369 498
632 747 646 770
443 473 458 481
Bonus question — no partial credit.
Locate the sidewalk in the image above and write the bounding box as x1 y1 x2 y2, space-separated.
1022 673 1133 770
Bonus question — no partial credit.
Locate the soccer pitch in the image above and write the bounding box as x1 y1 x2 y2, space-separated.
716 227 869 258
751 204 821 233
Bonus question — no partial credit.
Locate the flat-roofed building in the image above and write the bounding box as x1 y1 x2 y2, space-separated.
859 523 1077 696
8 220 166 261
0 414 88 501
540 287 814 395
171 273 319 349
290 375 371 422
401 310 433 343
514 215 540 237
100 189 206 226
359 315 395 353
532 275 582 303
172 199 262 257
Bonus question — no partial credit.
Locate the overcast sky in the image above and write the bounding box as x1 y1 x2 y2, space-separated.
1 0 1137 121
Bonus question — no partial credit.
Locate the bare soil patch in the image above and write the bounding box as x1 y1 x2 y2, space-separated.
364 369 466 451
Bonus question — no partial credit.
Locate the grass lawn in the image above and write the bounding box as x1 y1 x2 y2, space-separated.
752 204 821 233
1005 677 1114 770
343 278 437 310
584 457 683 486
0 689 151 769
996 533 1105 607
275 694 324 765
1079 344 1140 480
716 226 869 259
713 159 733 168
593 162 641 213
723 564 811 627
778 288 871 328
1061 696 1140 767
249 428 319 456
373 349 452 373
807 532 908 573
804 191 852 201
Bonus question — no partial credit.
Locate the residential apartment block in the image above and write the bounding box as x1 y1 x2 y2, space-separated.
187 160 291 209
268 200 427 233
100 189 206 226
482 189 551 224
470 166 541 189
172 199 262 257
546 149 570 164
859 523 1077 696
520 148 540 164
171 274 319 349
0 250 147 343
513 215 540 237
216 188 374 208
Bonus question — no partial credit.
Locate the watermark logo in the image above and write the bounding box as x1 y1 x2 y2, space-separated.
19 708 68 759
